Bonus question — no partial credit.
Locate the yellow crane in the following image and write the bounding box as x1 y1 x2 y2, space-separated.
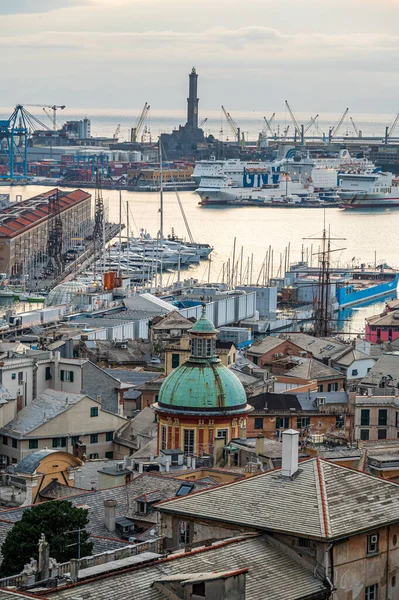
131 102 150 143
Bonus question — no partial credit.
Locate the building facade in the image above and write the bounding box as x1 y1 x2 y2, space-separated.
0 188 91 274
354 393 399 442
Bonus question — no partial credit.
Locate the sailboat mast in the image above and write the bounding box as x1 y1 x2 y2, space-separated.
118 189 122 275
159 140 164 291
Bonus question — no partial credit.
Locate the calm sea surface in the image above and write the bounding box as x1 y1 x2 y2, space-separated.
2 185 398 336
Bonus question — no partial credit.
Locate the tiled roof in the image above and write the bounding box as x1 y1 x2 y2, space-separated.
46 534 328 600
158 458 399 541
0 189 90 239
246 337 287 356
281 333 346 358
0 473 213 542
1 390 88 437
361 353 399 387
38 481 87 500
280 357 342 381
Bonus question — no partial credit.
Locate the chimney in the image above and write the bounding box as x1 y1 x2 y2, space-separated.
255 433 264 456
367 388 372 397
281 429 299 478
239 423 247 440
191 457 196 469
104 499 117 532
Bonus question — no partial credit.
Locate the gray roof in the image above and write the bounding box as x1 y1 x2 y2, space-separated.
46 534 328 600
361 353 399 387
0 473 212 541
282 357 343 381
105 369 160 387
1 389 88 437
116 407 157 443
331 347 374 367
74 460 120 490
158 458 399 541
296 391 348 411
281 333 346 358
16 449 58 474
246 337 286 356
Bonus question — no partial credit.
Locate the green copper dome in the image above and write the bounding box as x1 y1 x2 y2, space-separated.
156 303 250 415
190 303 217 334
158 359 248 414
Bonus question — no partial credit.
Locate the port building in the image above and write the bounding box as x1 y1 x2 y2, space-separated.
0 188 92 275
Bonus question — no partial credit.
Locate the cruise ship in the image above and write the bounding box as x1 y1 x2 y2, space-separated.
338 169 399 209
194 149 370 206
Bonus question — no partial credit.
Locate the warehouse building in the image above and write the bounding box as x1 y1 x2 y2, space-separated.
0 188 92 274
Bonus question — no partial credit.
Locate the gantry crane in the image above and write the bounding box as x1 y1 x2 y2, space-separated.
328 108 349 142
131 102 150 143
24 104 65 130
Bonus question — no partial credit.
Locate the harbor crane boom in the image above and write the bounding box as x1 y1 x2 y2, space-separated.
113 124 121 139
199 117 208 127
285 100 302 138
304 114 319 134
262 113 276 137
131 102 150 143
386 111 399 141
24 104 65 130
329 107 349 141
221 105 241 145
350 117 359 137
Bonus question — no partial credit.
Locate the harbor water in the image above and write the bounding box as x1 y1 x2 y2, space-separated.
3 185 399 336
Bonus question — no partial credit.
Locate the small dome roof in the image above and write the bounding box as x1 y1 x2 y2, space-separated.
190 303 217 334
47 281 87 306
158 359 248 414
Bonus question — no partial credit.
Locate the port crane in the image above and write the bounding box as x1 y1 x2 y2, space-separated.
24 104 66 130
304 114 319 134
199 117 208 127
263 113 276 137
221 105 244 147
113 124 121 139
384 110 399 144
329 107 349 142
131 102 150 143
285 101 302 141
350 117 360 137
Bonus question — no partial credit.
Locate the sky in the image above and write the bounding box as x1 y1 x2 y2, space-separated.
1 0 399 116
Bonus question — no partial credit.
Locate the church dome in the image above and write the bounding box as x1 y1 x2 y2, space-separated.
158 359 248 414
157 303 249 415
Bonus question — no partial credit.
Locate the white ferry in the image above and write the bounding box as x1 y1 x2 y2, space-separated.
338 169 399 209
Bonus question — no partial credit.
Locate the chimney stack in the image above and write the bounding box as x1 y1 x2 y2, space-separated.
281 429 299 478
104 499 117 532
255 433 264 456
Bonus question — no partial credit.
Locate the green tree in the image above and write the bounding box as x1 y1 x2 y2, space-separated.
0 500 92 577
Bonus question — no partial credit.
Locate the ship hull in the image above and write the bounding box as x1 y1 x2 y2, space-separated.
337 275 399 308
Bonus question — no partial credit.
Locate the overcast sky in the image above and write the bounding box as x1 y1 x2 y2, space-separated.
1 0 398 115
